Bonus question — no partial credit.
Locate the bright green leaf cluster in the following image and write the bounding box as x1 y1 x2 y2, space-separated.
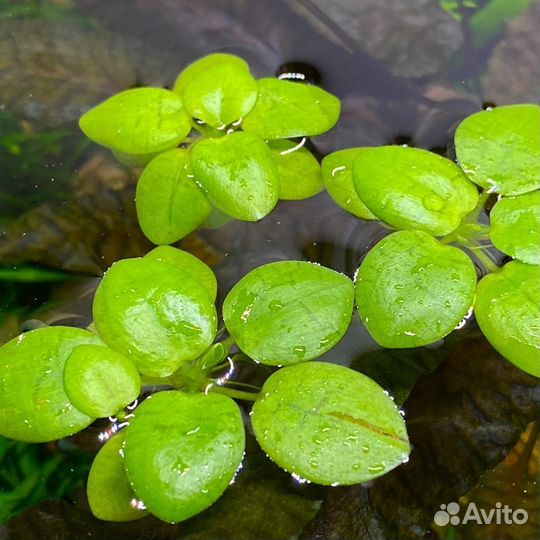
79 53 341 245
323 104 539 377
4 52 538 530
0 326 143 443
0 250 409 524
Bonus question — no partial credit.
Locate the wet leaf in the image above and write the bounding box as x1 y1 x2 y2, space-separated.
173 54 249 95
87 431 148 522
177 434 321 540
268 140 323 200
252 362 410 485
356 230 477 347
0 326 100 442
79 88 191 155
242 78 340 140
124 391 245 523
63 344 140 418
300 331 540 540
352 146 478 236
135 149 212 245
175 54 257 128
112 149 160 168
93 257 217 378
490 191 540 265
3 438 319 540
321 148 377 220
455 104 540 196
145 245 217 301
475 261 539 377
223 261 354 365
190 132 279 221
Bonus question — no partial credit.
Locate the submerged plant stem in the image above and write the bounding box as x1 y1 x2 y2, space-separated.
207 384 259 401
471 245 499 274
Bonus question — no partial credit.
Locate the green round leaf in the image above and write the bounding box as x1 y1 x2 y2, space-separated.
223 261 354 365
356 230 477 347
124 391 245 523
79 88 191 155
173 53 249 97
251 362 410 485
64 344 140 418
88 432 148 522
181 59 257 128
455 104 540 195
145 245 217 301
242 78 340 140
0 326 100 442
113 149 160 168
93 258 217 378
353 146 479 236
190 132 279 221
475 261 539 377
321 148 377 220
136 149 212 245
490 191 540 265
268 140 323 200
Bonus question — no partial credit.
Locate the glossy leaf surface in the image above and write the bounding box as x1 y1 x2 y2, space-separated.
321 148 377 220
190 132 279 221
180 56 257 128
124 391 245 523
242 78 340 139
251 362 410 485
475 261 539 377
63 344 140 418
0 327 99 442
145 245 217 301
356 230 477 347
268 140 323 200
455 104 540 195
93 258 217 377
490 191 540 265
136 149 212 245
223 261 354 365
79 88 191 155
353 146 478 236
173 53 249 97
87 432 148 522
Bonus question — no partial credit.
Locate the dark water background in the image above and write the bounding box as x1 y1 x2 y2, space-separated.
0 1 538 539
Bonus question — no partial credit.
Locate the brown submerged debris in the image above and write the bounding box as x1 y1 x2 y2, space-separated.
453 420 539 539
291 0 464 78
0 18 179 128
481 1 540 105
0 153 151 275
300 330 540 540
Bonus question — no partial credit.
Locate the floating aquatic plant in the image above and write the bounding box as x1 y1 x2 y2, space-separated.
0 53 538 526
